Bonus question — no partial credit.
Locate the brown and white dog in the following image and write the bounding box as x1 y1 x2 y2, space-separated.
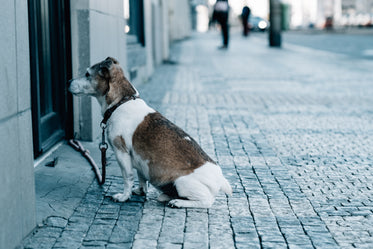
68 57 232 208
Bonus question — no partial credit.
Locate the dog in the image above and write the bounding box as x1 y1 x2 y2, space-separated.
68 57 232 208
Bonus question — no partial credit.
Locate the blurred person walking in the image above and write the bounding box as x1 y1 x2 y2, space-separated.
241 6 251 36
212 0 229 49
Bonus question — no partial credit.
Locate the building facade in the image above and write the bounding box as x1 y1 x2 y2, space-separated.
0 0 191 248
341 0 373 26
284 0 373 28
0 1 35 248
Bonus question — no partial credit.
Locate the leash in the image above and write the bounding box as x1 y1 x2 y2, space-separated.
68 139 106 185
68 95 138 185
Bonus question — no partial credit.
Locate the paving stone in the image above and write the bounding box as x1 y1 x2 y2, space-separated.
288 244 314 249
109 221 137 244
23 237 57 249
157 242 183 249
132 239 157 249
44 216 68 228
53 235 84 249
84 223 115 242
106 243 132 249
81 240 107 247
261 241 288 249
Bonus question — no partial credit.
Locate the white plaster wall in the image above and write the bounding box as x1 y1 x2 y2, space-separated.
144 0 189 68
145 0 155 76
0 0 36 248
145 0 167 69
89 2 127 138
167 0 192 41
70 0 127 141
151 0 162 65
162 0 170 60
70 0 192 140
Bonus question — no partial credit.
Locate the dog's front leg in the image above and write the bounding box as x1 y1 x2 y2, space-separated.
112 151 133 202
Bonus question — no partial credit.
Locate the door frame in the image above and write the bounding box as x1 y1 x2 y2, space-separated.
28 0 73 158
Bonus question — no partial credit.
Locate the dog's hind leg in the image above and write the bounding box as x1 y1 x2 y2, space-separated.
168 162 228 208
168 177 215 208
132 171 147 196
168 197 214 208
157 193 172 202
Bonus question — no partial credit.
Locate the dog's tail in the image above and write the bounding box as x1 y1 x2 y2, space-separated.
220 175 232 196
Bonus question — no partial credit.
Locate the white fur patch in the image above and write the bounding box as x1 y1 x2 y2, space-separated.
69 77 96 95
178 162 224 196
170 162 231 208
111 151 133 202
184 136 192 142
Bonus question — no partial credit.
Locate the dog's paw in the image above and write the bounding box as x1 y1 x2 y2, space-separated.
157 193 171 202
168 199 182 208
132 187 146 196
112 192 131 202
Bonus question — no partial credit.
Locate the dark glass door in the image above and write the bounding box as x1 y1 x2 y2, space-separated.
28 0 73 158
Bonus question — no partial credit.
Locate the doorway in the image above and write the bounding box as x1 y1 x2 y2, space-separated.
28 0 73 158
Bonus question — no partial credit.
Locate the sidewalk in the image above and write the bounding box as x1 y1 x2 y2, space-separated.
22 31 373 249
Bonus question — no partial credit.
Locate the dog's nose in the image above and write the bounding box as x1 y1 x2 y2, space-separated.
67 79 73 87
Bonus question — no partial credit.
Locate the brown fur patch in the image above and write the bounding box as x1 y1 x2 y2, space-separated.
95 74 109 96
113 136 127 153
132 112 214 187
105 67 136 106
89 58 136 105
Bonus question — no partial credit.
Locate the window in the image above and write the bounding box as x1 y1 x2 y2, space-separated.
124 0 145 46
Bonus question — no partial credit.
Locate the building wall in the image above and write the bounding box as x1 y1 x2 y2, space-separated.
285 0 373 28
143 0 191 82
145 0 170 74
0 1 36 248
70 0 127 141
167 0 192 41
70 0 192 141
342 0 373 26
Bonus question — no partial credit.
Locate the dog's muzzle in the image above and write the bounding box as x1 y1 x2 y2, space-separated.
67 79 73 88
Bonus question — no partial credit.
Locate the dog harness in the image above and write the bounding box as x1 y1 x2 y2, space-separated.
101 95 139 126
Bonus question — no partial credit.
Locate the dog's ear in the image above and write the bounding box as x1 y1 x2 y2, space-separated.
99 57 119 78
98 59 113 79
105 57 119 64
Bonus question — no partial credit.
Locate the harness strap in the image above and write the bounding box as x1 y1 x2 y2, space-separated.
101 95 139 126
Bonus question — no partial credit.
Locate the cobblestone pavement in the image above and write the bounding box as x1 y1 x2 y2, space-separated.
22 31 373 249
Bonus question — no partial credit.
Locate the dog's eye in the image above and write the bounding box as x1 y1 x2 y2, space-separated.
85 72 90 78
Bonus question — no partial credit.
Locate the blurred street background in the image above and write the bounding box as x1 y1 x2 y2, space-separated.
284 30 373 59
195 0 373 31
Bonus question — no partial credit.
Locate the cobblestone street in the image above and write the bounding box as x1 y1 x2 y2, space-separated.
22 31 373 249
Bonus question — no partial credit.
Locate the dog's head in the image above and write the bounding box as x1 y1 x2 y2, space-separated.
68 57 137 105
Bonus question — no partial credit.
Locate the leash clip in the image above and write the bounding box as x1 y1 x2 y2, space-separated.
100 121 107 130
100 122 108 151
